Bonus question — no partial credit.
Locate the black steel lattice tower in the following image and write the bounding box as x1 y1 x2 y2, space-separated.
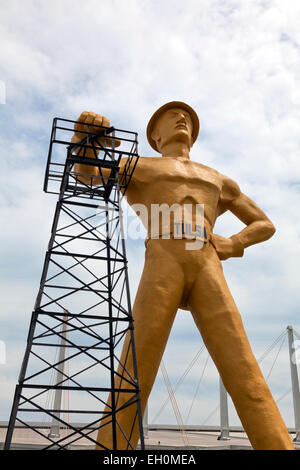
4 118 144 450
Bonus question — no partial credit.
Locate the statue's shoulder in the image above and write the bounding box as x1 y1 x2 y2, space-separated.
217 171 241 202
137 155 160 162
126 156 160 186
121 155 157 163
120 156 157 173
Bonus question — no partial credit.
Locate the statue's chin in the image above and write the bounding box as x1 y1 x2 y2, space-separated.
158 134 191 152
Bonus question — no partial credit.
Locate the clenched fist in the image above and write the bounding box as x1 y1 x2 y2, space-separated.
73 111 111 143
211 233 244 260
72 111 120 147
72 111 116 185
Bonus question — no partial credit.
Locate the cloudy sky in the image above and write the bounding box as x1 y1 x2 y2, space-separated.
1 0 300 432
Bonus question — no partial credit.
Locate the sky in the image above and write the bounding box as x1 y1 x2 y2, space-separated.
0 0 300 433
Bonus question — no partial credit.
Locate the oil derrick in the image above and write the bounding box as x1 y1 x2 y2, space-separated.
4 117 144 450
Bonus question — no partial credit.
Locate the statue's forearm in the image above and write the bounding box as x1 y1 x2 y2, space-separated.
232 219 276 250
227 192 276 253
71 134 104 185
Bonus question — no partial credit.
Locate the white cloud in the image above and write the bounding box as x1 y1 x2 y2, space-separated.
0 0 299 434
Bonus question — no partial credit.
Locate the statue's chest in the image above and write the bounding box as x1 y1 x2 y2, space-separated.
133 158 221 192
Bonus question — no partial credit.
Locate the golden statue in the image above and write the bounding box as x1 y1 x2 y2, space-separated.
72 103 294 450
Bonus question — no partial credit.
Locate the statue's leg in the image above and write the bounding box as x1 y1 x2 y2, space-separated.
188 242 294 450
96 239 184 450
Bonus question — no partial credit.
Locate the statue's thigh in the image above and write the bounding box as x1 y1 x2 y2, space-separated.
187 257 261 394
96 247 185 450
131 249 185 393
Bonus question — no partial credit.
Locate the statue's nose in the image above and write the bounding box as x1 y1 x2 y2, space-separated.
177 114 187 123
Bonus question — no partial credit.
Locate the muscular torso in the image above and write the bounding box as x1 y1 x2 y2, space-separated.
123 156 229 234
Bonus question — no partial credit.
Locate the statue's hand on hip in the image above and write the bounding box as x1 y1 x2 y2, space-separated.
211 233 244 260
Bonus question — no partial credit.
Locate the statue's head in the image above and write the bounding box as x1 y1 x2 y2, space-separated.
146 101 200 154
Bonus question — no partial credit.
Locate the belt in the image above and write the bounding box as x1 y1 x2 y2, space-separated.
145 223 211 246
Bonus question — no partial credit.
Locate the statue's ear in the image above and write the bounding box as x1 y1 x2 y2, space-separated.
151 127 161 151
151 127 159 141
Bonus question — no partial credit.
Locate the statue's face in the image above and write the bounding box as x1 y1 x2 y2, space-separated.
152 107 193 152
